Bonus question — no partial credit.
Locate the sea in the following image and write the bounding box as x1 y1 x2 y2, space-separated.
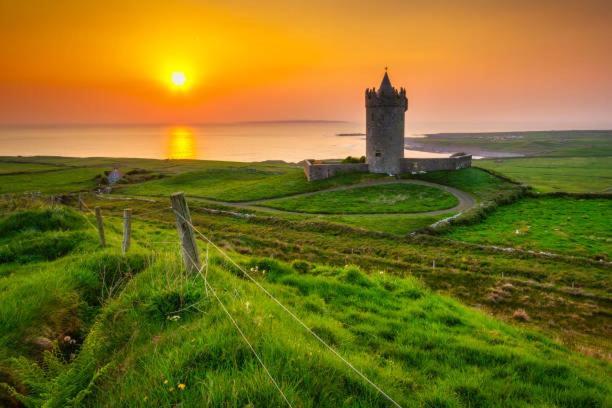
0 122 453 162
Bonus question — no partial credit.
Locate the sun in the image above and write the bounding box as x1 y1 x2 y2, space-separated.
170 71 187 88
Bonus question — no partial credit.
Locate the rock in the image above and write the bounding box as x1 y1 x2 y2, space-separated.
32 336 53 350
512 309 530 322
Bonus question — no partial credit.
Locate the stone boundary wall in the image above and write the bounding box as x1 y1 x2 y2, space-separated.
303 160 369 181
303 155 471 181
401 154 472 173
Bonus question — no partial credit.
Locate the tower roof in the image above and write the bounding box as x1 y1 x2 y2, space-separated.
377 71 394 96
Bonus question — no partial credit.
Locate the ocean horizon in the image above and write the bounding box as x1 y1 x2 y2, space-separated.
1 121 610 162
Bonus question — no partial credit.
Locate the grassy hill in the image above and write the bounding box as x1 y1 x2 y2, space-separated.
0 154 610 406
403 130 612 194
259 183 459 214
443 196 612 258
1 207 610 407
476 157 612 193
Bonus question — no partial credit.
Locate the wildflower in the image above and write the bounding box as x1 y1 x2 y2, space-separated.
178 383 186 391
245 301 251 311
163 379 168 385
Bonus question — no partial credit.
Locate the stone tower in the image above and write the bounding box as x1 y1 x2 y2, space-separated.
365 71 408 174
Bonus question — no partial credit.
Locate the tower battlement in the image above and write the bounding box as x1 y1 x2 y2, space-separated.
365 87 407 109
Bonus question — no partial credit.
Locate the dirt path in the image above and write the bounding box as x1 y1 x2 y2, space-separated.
188 179 476 217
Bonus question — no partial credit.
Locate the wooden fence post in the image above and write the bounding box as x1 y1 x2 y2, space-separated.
122 208 131 254
94 206 106 247
170 192 201 274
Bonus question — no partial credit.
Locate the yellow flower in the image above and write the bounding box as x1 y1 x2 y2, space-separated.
163 379 168 384
178 383 186 391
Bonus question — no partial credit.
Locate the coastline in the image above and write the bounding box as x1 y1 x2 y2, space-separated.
405 137 524 159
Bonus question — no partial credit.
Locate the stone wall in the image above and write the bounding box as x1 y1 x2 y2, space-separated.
400 154 472 173
303 160 369 181
303 155 471 181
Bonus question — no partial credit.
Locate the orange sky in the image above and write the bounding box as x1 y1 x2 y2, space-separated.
0 0 610 127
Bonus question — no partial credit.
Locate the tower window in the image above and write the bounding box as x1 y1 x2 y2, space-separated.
375 150 382 157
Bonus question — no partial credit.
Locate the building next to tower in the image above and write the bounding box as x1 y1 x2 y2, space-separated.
303 71 471 181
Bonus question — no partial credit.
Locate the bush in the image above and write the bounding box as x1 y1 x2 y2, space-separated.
342 156 366 164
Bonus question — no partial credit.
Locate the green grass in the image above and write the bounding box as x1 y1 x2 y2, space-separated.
45 196 612 357
411 167 515 201
0 207 610 406
444 196 612 258
0 167 108 194
120 166 382 202
477 157 612 193
259 183 458 214
0 157 610 360
324 213 452 235
409 130 612 157
0 161 63 175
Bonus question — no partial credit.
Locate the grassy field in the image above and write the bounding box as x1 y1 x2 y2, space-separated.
0 157 510 203
0 167 111 194
0 157 389 201
408 130 612 157
0 207 610 406
120 167 384 202
0 161 64 175
0 158 516 238
259 183 458 214
324 213 452 235
410 167 519 202
444 197 612 258
0 157 610 359
23 193 607 359
477 157 612 193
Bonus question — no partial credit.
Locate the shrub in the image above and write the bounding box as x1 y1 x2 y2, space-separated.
342 156 366 164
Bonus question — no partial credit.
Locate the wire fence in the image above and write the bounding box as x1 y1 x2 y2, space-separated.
172 206 403 408
1 191 402 407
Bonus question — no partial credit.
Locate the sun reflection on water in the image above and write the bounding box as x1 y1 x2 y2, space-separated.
167 127 196 159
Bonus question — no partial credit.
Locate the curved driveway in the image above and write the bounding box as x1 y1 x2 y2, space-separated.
193 179 476 217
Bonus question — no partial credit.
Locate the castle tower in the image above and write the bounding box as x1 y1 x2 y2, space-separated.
365 71 408 174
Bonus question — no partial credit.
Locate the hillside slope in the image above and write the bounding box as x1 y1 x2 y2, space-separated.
0 208 610 407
